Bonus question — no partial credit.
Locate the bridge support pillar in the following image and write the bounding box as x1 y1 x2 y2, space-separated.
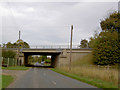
51 54 59 68
24 54 28 66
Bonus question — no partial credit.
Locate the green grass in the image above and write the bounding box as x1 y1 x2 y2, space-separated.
44 63 51 66
1 75 14 88
51 68 118 89
2 66 30 70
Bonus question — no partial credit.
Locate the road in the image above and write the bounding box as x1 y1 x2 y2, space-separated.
8 68 97 88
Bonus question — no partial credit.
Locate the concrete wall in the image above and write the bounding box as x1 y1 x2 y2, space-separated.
58 49 92 67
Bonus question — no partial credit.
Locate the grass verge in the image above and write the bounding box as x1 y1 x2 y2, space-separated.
1 75 14 88
2 66 30 70
51 68 118 89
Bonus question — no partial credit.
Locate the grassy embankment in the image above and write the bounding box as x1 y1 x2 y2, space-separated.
2 66 30 70
51 53 118 88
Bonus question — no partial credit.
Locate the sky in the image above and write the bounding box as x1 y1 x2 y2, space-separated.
0 1 119 46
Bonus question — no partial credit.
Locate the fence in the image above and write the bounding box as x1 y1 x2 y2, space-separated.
72 64 118 70
1 45 81 49
29 45 80 49
2 57 22 67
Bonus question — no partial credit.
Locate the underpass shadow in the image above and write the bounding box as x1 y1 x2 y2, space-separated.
25 65 54 68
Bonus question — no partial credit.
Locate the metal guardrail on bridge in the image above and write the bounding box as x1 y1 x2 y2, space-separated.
29 45 80 49
1 45 81 49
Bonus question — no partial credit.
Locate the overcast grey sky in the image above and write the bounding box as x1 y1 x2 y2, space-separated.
0 1 118 46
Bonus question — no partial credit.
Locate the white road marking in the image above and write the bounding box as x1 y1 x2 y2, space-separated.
52 81 56 85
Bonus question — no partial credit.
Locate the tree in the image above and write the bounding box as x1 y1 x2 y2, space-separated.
6 42 13 48
80 39 88 48
2 50 16 58
42 55 47 61
91 12 120 65
3 39 30 49
88 31 99 48
15 39 30 48
1 39 30 49
23 42 30 48
100 11 120 32
92 31 119 65
2 43 6 48
45 59 51 63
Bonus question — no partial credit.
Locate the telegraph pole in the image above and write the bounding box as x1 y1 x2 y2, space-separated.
17 31 21 66
19 31 21 40
69 25 73 71
118 1 120 88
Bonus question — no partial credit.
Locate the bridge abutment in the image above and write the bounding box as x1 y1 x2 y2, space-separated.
58 49 92 67
3 48 92 67
51 54 60 67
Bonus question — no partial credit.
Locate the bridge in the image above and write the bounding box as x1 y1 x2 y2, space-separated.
2 45 92 67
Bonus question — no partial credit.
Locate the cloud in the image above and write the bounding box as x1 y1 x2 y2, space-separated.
24 7 34 12
1 2 118 45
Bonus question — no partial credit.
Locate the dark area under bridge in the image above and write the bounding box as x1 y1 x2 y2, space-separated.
23 50 61 68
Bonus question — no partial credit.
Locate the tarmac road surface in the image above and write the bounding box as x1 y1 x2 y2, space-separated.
8 68 97 88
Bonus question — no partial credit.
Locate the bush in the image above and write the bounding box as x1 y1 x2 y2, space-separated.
92 31 119 65
45 59 51 63
89 12 120 65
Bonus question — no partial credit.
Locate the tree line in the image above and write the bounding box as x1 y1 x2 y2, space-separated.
1 39 30 59
28 55 51 65
0 39 30 48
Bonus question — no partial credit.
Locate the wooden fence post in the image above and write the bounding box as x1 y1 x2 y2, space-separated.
13 58 14 66
7 58 9 67
2 57 3 65
15 59 16 66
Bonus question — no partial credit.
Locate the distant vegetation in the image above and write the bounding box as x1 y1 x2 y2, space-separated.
79 39 89 48
28 55 51 65
1 39 30 48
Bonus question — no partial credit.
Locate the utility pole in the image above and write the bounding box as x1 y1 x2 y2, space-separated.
17 31 21 66
118 1 120 89
19 31 21 40
69 25 73 71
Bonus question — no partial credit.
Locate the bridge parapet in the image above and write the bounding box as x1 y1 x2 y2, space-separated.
1 45 80 49
29 45 80 49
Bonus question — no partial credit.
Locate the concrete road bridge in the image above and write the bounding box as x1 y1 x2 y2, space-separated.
2 45 92 67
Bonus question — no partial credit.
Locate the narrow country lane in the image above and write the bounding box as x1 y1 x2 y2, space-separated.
8 68 97 88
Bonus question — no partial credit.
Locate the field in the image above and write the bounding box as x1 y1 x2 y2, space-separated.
53 53 118 88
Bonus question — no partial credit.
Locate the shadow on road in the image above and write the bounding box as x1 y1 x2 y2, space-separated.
25 65 54 68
